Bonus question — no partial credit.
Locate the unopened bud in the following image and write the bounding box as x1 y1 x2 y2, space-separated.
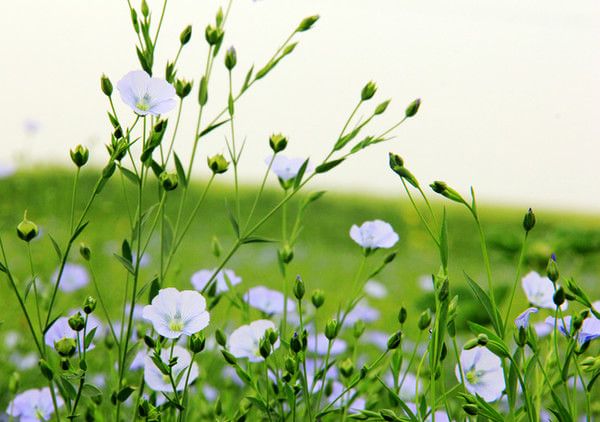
476 334 488 346
523 208 536 232
463 404 478 416
269 133 288 153
430 181 465 204
143 335 156 349
180 25 192 45
361 81 377 101
8 372 20 395
553 286 565 307
463 338 479 350
100 74 113 96
207 154 229 174
205 25 224 46
83 296 97 314
16 211 39 242
290 332 302 354
68 312 85 332
79 243 91 261
224 46 237 70
546 254 559 282
296 15 319 32
405 98 421 117
325 319 339 340
175 79 193 99
259 336 271 359
311 289 325 308
221 350 237 365
55 337 77 357
70 145 89 168
353 320 366 339
339 358 354 378
279 245 294 264
189 332 206 353
293 276 305 300
418 309 432 331
285 356 297 374
437 278 449 301
215 329 227 347
39 359 54 380
374 99 391 115
398 306 407 324
387 331 402 350
159 172 178 191
211 236 222 258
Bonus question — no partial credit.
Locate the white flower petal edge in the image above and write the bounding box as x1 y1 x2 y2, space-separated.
117 70 176 116
521 271 567 310
456 347 505 402
349 220 399 249
142 287 210 339
229 319 280 362
144 345 199 392
6 387 64 421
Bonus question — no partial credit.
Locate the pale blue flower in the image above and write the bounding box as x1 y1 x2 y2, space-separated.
456 347 505 402
117 70 176 116
268 155 310 181
191 268 241 294
245 286 295 315
545 315 600 344
44 315 102 352
344 301 380 325
364 279 388 298
144 345 198 392
228 319 279 362
350 220 399 249
53 262 89 292
142 288 210 339
6 387 64 421
308 332 347 355
515 307 538 329
521 271 567 310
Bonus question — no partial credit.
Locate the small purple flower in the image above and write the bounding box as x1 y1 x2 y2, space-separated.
350 220 399 249
6 387 64 421
117 70 176 116
53 263 89 293
245 286 296 315
515 307 538 329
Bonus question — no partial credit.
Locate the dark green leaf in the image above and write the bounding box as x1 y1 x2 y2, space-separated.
117 385 136 402
464 272 503 335
48 234 62 261
315 158 345 174
173 152 187 187
199 119 229 138
114 254 135 275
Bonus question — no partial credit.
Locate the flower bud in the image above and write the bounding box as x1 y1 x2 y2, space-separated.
417 309 432 331
361 81 377 101
523 208 536 232
205 25 224 46
175 79 193 99
546 254 559 282
437 278 449 302
405 98 421 118
353 320 366 339
159 172 178 191
221 350 237 365
68 312 85 332
100 74 113 96
339 358 354 378
296 15 319 32
60 357 70 371
225 46 237 70
325 319 339 340
398 306 407 324
266 328 279 346
180 25 192 45
553 286 565 307
8 372 20 395
55 337 77 357
463 404 478 416
79 243 91 261
70 145 89 168
476 334 488 346
215 329 227 347
187 332 206 354
39 359 54 380
17 211 39 242
214 397 223 416
290 332 302 354
374 99 391 115
259 336 271 359
293 276 305 300
279 245 294 264
387 330 402 350
211 235 222 258
311 289 325 308
143 335 156 349
285 356 297 374
83 296 97 314
141 0 149 17
581 356 600 372
463 338 479 350
207 154 229 174
429 181 465 204
269 133 288 153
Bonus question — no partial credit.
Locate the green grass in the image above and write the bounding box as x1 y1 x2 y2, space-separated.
1 167 599 400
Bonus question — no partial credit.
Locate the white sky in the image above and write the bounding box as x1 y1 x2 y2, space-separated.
1 0 599 211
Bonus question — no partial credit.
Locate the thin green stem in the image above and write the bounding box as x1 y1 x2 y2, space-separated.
503 232 529 337
69 168 80 233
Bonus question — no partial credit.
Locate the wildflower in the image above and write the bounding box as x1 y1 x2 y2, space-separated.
191 268 241 294
144 345 199 392
515 307 538 329
53 263 89 293
6 387 64 421
142 288 210 339
521 271 567 310
268 155 310 181
229 319 280 362
349 220 399 250
245 286 296 315
456 347 505 402
44 315 102 352
344 301 380 325
117 70 176 116
545 316 600 344
308 333 347 355
534 321 552 338
364 279 388 298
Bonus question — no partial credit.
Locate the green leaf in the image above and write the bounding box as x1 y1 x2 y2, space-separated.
198 76 208 106
117 385 137 402
375 376 418 422
84 327 97 350
70 221 90 243
60 376 78 400
81 383 103 398
467 322 510 358
121 239 132 263
199 119 229 138
241 65 254 93
173 152 187 187
474 395 504 422
148 277 160 302
241 236 276 244
334 128 360 151
226 203 240 238
119 166 140 185
293 159 310 191
464 272 503 335
48 234 62 261
114 254 135 275
315 158 345 174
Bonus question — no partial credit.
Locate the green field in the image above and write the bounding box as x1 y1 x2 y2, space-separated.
1 167 599 400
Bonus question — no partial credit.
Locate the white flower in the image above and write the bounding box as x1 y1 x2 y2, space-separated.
515 307 538 329
229 319 280 362
142 288 210 339
364 279 388 298
456 347 505 402
349 220 399 249
53 263 89 292
268 155 310 181
245 286 296 315
144 345 199 392
117 70 176 116
521 271 567 310
191 268 241 294
44 315 102 352
545 315 600 344
6 387 64 422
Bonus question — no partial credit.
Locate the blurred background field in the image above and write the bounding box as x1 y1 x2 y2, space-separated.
1 167 599 394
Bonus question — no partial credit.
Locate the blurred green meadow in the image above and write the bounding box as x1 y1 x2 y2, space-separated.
1 167 600 395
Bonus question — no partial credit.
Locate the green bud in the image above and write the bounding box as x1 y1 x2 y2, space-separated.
293 276 305 300
279 245 294 264
141 0 149 17
387 331 402 350
339 358 354 378
546 254 559 282
189 332 206 353
60 357 70 371
100 74 113 96
225 46 237 70
143 335 156 349
79 243 91 261
211 235 222 258
581 356 600 372
285 356 297 374
311 289 325 308
16 211 39 242
214 397 223 416
353 320 366 339
215 329 227 347
267 328 279 345
175 79 192 99
180 25 192 45
515 326 527 347
361 81 377 101
296 15 319 32
553 286 565 307
437 278 449 302
325 319 339 340
290 332 302 354
476 334 488 346
440 342 448 361
68 312 85 332
8 372 20 395
55 337 77 357
83 296 97 314
70 145 89 168
207 154 229 174
389 153 419 188
429 181 466 204
215 7 224 26
259 336 271 359
463 404 478 416
417 309 432 331
159 172 178 191
398 306 407 324
269 133 288 153
523 208 536 232
463 338 479 350
405 98 421 117
39 359 54 380
374 99 391 115
221 349 237 365
205 25 224 46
